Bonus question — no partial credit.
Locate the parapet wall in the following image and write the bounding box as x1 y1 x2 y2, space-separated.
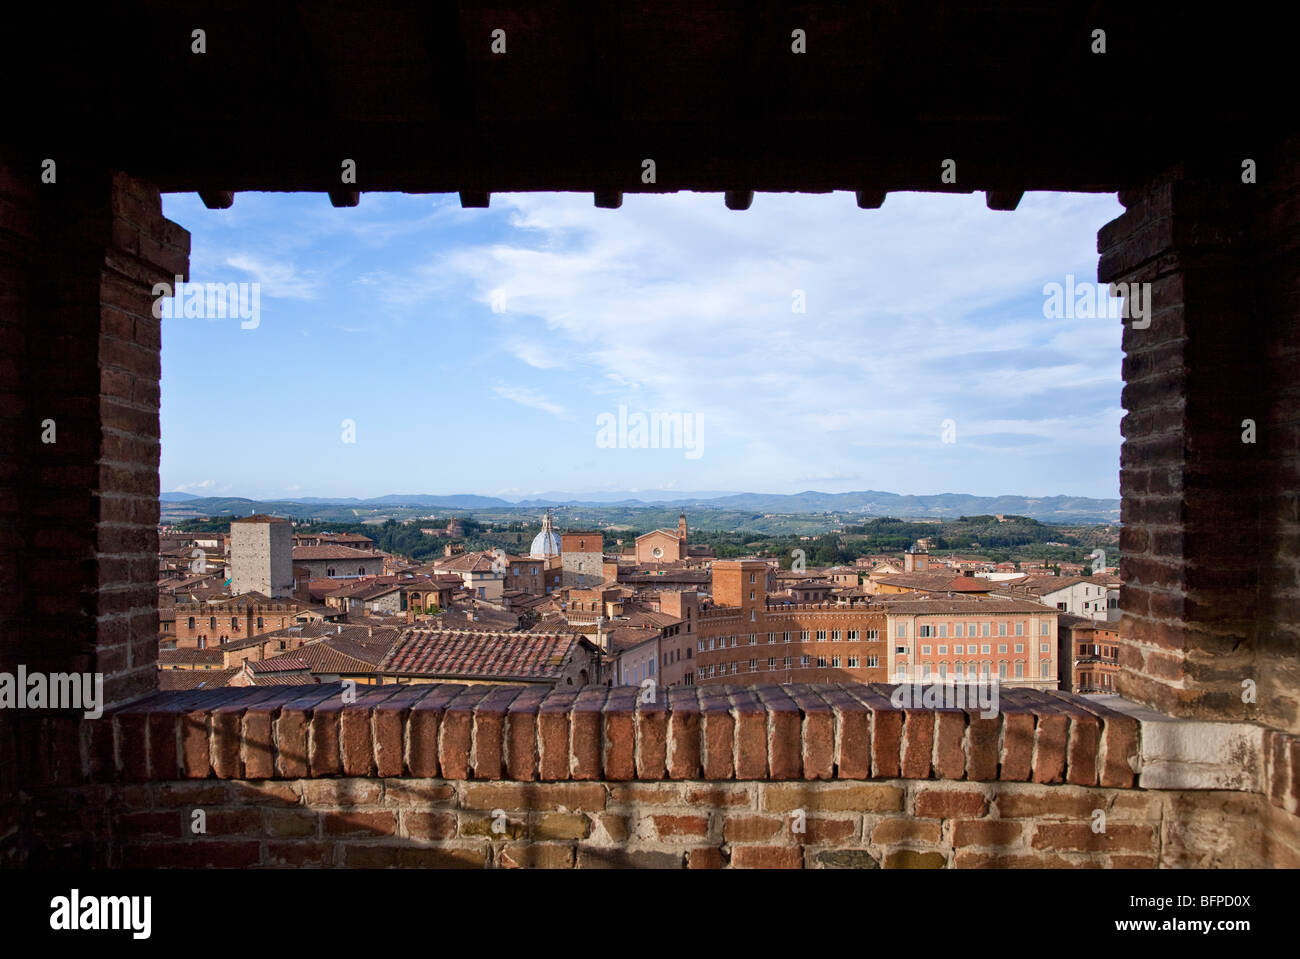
9 682 1300 868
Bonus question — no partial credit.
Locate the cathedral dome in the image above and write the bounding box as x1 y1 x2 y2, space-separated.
529 509 561 558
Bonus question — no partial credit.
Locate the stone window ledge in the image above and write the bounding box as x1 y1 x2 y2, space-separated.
1091 695 1279 794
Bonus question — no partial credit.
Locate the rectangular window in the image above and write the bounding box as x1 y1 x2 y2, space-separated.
998 662 1008 678
783 657 792 668
938 663 947 679
847 630 859 641
768 632 776 643
817 656 827 668
1015 661 1024 678
982 623 991 637
919 625 933 638
999 623 1008 637
1041 621 1050 635
955 623 964 638
897 624 908 639
783 631 791 643
938 645 947 655
831 656 841 668
981 644 991 654
848 656 860 668
866 655 878 668
768 658 775 669
866 629 879 640
954 645 964 655
1041 660 1051 678
816 630 827 642
749 634 757 645
1015 622 1024 636
799 631 808 642
922 664 932 680
708 638 715 650
1014 643 1024 654
1040 643 1050 654
998 644 1008 653
921 645 931 655
937 624 947 638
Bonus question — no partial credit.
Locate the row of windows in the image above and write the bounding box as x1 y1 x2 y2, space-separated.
898 621 1050 639
1078 644 1118 658
698 654 878 678
699 629 880 651
187 616 266 630
623 659 657 684
662 647 693 667
1077 671 1116 690
916 643 1052 656
894 661 1053 679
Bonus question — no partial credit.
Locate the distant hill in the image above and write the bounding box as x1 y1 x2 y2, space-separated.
160 489 1119 523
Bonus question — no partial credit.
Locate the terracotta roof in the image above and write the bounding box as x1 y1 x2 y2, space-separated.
247 672 321 686
879 595 1054 615
434 551 500 573
232 514 289 524
380 630 583 682
158 668 239 690
158 648 224 665
248 656 311 673
293 545 384 561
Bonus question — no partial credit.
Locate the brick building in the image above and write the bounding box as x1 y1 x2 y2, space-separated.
695 560 890 686
169 593 327 650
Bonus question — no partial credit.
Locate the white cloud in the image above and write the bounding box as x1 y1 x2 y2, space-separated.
225 254 321 299
491 384 571 419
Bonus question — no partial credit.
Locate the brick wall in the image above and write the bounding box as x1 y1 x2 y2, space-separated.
0 153 189 864
12 682 1298 869
1100 142 1300 735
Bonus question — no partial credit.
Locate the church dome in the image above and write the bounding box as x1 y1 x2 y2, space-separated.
529 509 561 558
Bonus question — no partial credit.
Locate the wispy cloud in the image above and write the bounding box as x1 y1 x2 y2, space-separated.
225 253 321 299
491 384 571 419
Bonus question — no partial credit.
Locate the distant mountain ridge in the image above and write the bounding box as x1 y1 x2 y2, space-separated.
160 489 1120 522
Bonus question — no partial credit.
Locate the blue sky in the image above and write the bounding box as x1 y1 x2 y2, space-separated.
158 189 1125 501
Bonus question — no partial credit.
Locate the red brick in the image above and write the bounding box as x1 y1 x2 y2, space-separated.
730 845 803 869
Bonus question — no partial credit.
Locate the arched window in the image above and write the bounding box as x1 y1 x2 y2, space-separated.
327 567 335 576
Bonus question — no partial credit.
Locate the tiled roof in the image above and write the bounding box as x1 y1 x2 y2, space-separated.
157 668 239 690
879 595 1054 615
232 514 289 523
158 648 224 665
293 545 383 561
248 672 321 686
248 656 311 673
434 551 499 573
380 630 582 681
